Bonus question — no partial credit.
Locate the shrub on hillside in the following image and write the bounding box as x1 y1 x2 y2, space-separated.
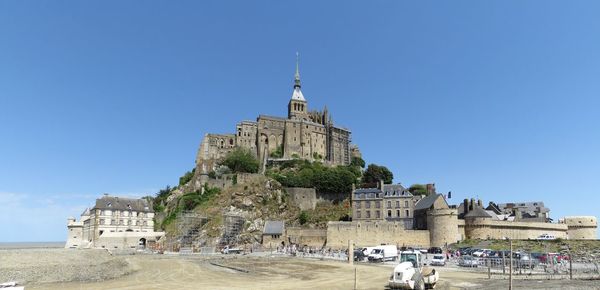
222 148 259 173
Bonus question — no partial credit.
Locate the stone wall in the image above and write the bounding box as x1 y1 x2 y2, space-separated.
465 218 568 240
427 208 459 247
284 187 317 210
564 216 597 240
286 227 327 247
326 221 430 249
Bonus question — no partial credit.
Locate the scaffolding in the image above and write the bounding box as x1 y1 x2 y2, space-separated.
176 211 208 253
220 214 245 248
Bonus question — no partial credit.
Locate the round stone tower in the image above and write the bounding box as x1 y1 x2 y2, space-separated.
427 208 458 247
463 208 492 240
564 216 597 240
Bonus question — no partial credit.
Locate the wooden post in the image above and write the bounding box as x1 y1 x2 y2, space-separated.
348 240 354 265
569 250 573 280
509 239 513 290
502 252 506 275
354 267 357 290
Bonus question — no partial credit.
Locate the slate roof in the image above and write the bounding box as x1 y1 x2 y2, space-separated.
464 207 492 218
414 194 445 211
382 184 412 197
93 195 152 212
263 220 285 235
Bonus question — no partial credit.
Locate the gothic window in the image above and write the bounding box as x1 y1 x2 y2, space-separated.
387 210 392 218
366 201 371 209
387 201 391 208
404 200 409 207
376 210 381 218
375 201 380 208
229 139 234 145
366 211 371 218
396 210 400 217
405 210 410 217
396 201 400 208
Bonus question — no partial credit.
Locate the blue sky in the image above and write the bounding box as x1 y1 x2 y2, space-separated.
1 1 599 242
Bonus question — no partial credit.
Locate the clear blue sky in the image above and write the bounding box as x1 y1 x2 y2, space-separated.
1 1 599 242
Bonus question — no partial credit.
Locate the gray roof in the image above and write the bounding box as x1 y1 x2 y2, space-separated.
93 195 152 212
263 220 284 235
414 194 445 211
496 201 549 214
382 184 412 197
354 188 382 194
464 207 492 218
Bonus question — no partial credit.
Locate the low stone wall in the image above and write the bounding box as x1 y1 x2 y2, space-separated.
466 220 568 240
94 231 165 250
284 187 317 210
286 227 327 247
326 221 430 249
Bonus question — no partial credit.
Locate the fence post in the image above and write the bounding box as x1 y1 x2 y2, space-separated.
509 240 513 290
502 253 506 275
569 250 573 280
488 258 491 279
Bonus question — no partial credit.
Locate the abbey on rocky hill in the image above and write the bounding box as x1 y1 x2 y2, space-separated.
195 56 359 174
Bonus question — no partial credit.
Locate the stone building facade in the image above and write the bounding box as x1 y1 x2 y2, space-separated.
352 181 421 229
196 59 354 175
65 194 164 249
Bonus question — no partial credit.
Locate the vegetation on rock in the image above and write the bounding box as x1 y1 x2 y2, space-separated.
266 160 361 195
362 163 393 184
222 148 260 173
408 184 428 196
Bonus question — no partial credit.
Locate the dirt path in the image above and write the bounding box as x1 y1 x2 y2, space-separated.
27 255 600 290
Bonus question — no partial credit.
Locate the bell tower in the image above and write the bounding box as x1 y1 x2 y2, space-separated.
288 52 309 120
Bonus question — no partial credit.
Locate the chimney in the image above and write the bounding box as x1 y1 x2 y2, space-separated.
379 179 384 190
464 198 469 214
470 198 475 211
477 199 483 208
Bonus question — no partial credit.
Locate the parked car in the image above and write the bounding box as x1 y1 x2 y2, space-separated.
516 253 538 269
458 255 479 267
430 254 446 266
472 249 491 257
458 247 471 256
428 247 443 254
537 234 556 240
353 249 367 261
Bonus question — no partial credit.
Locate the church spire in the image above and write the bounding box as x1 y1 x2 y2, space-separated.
294 52 301 89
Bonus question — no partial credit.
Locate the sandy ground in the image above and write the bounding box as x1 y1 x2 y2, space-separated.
3 250 599 290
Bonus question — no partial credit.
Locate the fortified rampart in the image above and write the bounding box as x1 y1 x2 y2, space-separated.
284 187 317 211
464 218 568 240
564 216 597 240
286 227 327 247
326 221 430 249
427 208 459 247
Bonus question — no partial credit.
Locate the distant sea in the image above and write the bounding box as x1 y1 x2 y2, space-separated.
0 241 65 249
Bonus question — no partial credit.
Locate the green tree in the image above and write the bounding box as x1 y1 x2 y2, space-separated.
222 148 260 173
408 184 428 196
351 156 365 168
270 145 284 158
178 168 195 186
362 164 393 184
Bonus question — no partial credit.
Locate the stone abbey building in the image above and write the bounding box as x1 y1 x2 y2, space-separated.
195 59 355 174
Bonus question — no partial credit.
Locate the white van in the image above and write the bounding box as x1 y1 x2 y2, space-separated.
368 245 398 262
537 234 556 240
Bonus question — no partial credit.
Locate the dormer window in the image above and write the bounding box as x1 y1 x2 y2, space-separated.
107 202 112 207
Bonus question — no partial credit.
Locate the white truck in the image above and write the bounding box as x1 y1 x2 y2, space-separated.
368 245 398 262
388 250 439 289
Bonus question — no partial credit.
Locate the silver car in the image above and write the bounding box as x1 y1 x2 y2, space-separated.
458 255 479 267
430 254 446 266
